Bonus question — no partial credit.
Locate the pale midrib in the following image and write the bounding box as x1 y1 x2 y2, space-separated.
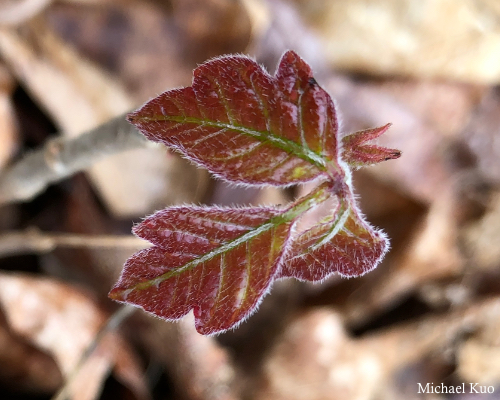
120 183 332 295
311 199 350 250
139 115 327 170
128 220 276 293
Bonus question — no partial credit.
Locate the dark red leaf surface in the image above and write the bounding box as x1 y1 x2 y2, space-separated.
279 203 388 281
111 50 401 335
342 124 401 167
109 207 294 334
128 51 342 186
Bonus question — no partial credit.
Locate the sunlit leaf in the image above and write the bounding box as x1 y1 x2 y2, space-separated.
128 50 343 186
109 206 295 335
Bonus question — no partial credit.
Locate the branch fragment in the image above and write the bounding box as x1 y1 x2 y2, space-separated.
0 113 147 206
0 228 150 258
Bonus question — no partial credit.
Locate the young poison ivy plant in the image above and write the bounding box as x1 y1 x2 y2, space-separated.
108 50 401 335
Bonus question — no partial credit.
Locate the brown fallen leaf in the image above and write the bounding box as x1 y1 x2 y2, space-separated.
0 20 132 135
257 298 500 400
344 179 465 325
0 61 18 171
462 87 500 185
170 0 252 63
0 0 53 26
464 191 500 271
0 315 62 393
248 1 486 205
46 1 194 102
247 0 328 75
457 339 500 386
0 272 149 400
365 297 500 378
138 313 239 400
290 0 500 84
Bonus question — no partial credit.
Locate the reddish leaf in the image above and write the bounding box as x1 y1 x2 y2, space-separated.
128 50 342 186
109 206 295 334
280 196 388 281
341 124 401 167
111 50 401 335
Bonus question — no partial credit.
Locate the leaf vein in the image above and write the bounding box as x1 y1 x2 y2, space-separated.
209 141 264 161
250 153 292 176
189 127 227 147
248 73 271 131
298 89 310 151
210 76 236 125
138 115 327 170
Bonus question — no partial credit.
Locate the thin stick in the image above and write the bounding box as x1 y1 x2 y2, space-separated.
0 228 150 258
0 113 148 205
50 305 137 400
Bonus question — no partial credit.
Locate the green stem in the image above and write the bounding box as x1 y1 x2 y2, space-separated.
112 181 336 297
280 180 333 222
311 196 350 250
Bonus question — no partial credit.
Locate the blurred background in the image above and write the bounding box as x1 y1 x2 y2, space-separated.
0 0 500 399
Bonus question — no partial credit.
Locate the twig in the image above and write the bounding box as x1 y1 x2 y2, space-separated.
0 228 150 258
0 113 148 205
50 305 137 400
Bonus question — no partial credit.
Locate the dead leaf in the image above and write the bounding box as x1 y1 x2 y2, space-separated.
257 298 500 400
291 0 500 84
0 272 149 400
341 176 467 325
256 309 384 400
326 75 484 204
462 88 500 185
170 0 252 63
46 1 194 102
457 339 500 386
0 62 18 170
248 0 327 74
0 21 132 134
139 313 239 400
0 0 53 26
0 316 62 393
464 190 500 272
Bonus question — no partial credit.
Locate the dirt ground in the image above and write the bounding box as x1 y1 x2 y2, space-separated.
0 1 500 399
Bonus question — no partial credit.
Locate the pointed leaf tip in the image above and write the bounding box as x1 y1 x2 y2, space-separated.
112 50 401 335
109 206 295 335
342 124 401 167
127 50 342 186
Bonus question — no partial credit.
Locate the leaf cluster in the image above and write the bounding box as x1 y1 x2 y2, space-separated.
109 51 401 335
